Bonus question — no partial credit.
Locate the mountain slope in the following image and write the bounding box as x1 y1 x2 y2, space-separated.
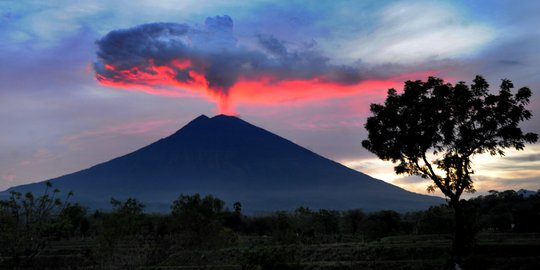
1 115 444 212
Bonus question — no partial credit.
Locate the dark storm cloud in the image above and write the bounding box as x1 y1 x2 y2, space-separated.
256 34 288 57
94 15 367 94
95 22 191 68
254 34 365 84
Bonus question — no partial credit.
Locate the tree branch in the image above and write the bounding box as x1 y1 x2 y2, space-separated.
419 154 453 198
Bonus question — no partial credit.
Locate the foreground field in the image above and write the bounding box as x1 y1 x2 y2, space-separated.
2 190 539 269
8 233 538 270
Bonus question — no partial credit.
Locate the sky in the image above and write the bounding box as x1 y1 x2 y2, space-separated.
1 0 539 198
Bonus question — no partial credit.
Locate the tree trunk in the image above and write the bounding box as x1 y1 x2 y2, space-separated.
451 198 465 268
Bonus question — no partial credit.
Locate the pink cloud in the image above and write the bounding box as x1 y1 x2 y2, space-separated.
62 119 173 146
2 174 16 182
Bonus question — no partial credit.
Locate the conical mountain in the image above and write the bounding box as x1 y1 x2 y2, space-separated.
1 115 443 212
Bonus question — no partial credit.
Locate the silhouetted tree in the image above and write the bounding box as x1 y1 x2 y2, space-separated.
470 189 540 233
224 202 244 232
171 194 235 248
273 211 296 243
361 210 402 241
314 209 341 235
233 201 242 214
0 182 72 268
342 209 366 235
246 215 273 236
59 203 88 238
362 76 538 264
97 197 146 268
417 205 454 234
292 207 316 241
108 197 145 235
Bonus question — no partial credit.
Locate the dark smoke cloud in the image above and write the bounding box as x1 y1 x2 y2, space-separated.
257 34 288 57
94 15 367 95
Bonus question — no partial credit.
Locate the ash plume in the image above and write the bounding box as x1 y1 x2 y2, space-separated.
93 15 377 112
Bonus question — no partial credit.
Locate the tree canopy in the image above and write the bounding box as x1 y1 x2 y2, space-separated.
362 75 538 261
362 75 537 200
0 182 73 267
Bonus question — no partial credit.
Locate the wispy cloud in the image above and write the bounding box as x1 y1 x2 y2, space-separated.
340 1 495 65
62 119 174 149
1 174 16 183
342 144 540 197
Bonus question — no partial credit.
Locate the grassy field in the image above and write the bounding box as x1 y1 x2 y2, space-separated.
3 191 539 269
5 233 538 270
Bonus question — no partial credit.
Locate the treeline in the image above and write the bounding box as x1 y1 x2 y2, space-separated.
1 183 539 268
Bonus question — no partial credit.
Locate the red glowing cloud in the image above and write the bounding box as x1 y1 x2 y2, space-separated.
97 59 205 95
96 58 435 115
94 17 438 114
96 58 234 113
230 77 401 105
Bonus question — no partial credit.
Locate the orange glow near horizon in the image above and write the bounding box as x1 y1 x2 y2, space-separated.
95 59 437 115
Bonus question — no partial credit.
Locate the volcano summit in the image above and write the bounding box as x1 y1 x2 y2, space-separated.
1 115 443 212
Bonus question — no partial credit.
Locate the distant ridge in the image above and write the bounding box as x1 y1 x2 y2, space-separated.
1 115 444 212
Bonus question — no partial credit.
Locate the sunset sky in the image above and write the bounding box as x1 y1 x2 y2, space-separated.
1 0 539 197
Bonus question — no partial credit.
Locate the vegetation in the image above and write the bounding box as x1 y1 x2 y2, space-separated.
0 181 73 268
1 185 540 269
362 75 538 263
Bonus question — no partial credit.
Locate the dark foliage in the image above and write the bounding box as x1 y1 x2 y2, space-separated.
0 182 72 268
171 193 237 249
363 76 537 196
362 75 538 259
2 189 539 269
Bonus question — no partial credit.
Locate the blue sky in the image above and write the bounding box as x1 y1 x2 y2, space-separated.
1 0 539 197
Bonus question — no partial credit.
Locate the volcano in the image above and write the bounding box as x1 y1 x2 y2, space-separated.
1 115 443 212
